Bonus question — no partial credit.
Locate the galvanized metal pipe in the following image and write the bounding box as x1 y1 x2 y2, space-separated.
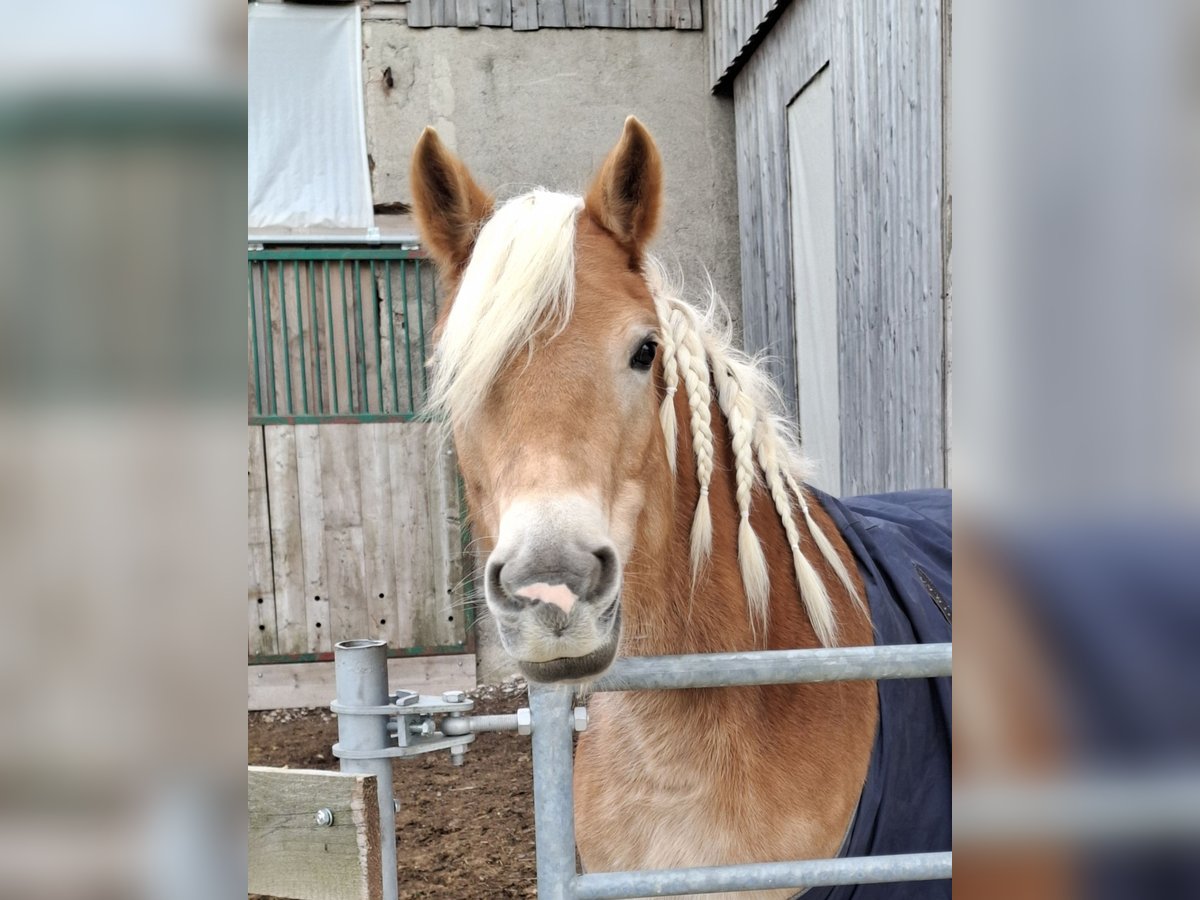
529 683 579 900
334 639 398 900
440 713 522 735
585 643 951 693
573 851 952 899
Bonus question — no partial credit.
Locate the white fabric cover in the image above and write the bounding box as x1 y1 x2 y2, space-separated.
248 4 374 229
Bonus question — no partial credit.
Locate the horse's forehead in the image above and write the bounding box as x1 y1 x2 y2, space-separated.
571 227 657 325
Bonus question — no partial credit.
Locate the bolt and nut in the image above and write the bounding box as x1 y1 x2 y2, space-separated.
315 808 334 827
516 707 533 736
408 717 436 736
442 690 466 704
573 706 589 733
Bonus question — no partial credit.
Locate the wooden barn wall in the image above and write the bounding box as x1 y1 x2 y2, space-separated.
247 422 467 660
732 0 946 494
732 0 829 431
405 0 701 30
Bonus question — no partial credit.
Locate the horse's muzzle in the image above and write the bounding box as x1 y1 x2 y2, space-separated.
516 607 621 683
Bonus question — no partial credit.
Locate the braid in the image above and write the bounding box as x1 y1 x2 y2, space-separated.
652 293 680 473
712 358 770 636
753 419 840 646
645 258 850 648
670 303 714 572
784 469 864 616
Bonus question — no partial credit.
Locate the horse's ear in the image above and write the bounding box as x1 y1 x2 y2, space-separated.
585 116 663 262
410 127 493 273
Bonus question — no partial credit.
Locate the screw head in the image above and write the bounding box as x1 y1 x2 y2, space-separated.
442 690 466 704
315 808 334 827
393 799 401 814
393 690 419 707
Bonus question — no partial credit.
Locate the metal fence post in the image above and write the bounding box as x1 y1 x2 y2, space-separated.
530 682 579 900
334 639 398 900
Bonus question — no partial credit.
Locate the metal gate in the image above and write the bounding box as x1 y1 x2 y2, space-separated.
331 639 953 899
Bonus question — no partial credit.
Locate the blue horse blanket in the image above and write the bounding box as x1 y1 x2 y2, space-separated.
798 489 952 900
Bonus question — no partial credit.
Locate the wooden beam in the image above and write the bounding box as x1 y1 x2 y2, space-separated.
248 767 382 900
249 653 476 710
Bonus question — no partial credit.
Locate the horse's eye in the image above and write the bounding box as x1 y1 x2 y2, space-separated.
630 340 657 371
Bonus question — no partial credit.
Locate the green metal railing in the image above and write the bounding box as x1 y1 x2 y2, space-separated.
247 247 437 425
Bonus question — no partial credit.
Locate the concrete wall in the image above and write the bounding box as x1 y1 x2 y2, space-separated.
362 23 741 308
359 23 741 682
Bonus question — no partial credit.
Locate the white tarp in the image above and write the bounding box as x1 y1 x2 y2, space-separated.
248 4 374 230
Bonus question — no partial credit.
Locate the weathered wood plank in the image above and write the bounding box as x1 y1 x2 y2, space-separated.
425 430 467 648
248 426 278 656
582 0 628 27
429 0 456 27
326 261 361 415
325 527 368 644
652 0 671 28
538 0 567 28
582 0 607 26
360 262 383 415
562 0 585 26
386 423 435 649
831 0 944 492
456 0 480 27
248 276 260 414
357 425 401 649
263 262 289 415
265 426 309 655
407 0 433 27
248 654 477 710
248 767 381 900
478 0 510 27
511 0 538 30
296 425 332 654
319 425 369 643
673 0 700 29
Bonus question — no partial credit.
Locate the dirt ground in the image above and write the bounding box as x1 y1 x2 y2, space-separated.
249 681 537 899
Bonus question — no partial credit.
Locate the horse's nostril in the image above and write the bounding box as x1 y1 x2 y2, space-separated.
486 559 509 604
591 545 619 597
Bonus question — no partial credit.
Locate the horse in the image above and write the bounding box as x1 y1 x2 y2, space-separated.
410 117 951 900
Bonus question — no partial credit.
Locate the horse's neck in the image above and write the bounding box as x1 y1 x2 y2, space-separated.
622 390 868 660
580 391 878 870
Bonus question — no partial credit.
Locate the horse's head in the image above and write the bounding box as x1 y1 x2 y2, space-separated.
411 118 668 683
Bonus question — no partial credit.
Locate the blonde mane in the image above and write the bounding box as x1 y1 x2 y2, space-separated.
430 189 584 425
430 190 857 646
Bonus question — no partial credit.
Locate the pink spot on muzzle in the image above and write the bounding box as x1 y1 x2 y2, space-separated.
516 582 577 613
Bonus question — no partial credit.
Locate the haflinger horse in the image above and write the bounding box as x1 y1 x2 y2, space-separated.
411 118 951 900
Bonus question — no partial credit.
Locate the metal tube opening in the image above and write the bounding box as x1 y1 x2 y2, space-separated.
336 639 387 650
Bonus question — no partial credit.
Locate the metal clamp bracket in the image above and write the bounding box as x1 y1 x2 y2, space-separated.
333 732 476 760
